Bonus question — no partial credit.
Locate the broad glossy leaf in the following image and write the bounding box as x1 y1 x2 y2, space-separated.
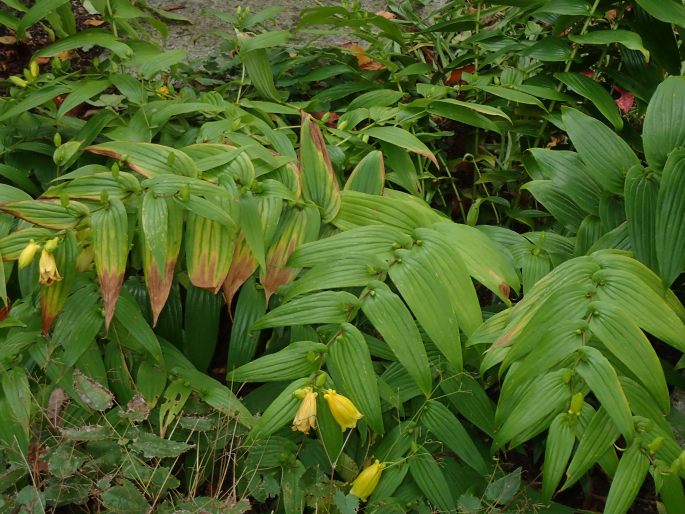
227 277 266 370
249 378 311 440
555 72 623 130
363 127 438 167
87 142 198 178
634 0 685 28
522 180 585 230
344 151 385 195
409 448 454 511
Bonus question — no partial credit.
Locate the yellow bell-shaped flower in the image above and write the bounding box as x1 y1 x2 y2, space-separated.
350 459 384 501
18 240 40 269
323 389 363 431
39 249 62 286
292 387 318 434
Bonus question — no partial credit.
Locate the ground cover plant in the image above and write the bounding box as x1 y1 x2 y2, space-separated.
0 0 685 512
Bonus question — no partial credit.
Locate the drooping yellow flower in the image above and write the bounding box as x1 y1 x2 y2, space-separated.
292 387 318 434
323 389 363 431
18 240 40 269
350 459 384 501
39 249 62 286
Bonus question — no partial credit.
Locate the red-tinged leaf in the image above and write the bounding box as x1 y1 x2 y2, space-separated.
142 198 183 325
41 231 78 334
261 205 320 303
445 64 475 86
185 213 237 293
222 235 258 310
299 112 341 223
91 199 129 330
87 142 198 178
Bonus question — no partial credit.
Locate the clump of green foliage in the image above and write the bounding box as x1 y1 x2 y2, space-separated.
1 1 685 513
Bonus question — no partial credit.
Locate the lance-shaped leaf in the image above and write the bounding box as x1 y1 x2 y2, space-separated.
421 400 488 474
624 165 659 271
0 199 88 230
299 112 341 223
589 301 669 413
364 127 438 168
327 323 384 433
228 341 327 383
42 172 141 201
575 346 634 441
91 198 129 329
541 413 575 501
142 197 183 325
656 149 685 286
223 234 258 308
344 150 385 195
185 213 236 293
251 291 359 330
41 231 78 334
261 205 320 303
87 142 198 178
389 242 464 369
227 277 266 370
249 378 311 441
409 448 454 512
361 281 432 395
604 442 650 514
224 196 283 307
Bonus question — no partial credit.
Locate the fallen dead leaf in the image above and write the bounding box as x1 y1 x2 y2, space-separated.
83 18 105 27
0 36 17 45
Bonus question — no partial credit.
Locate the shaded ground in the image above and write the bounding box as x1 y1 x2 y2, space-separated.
149 0 388 60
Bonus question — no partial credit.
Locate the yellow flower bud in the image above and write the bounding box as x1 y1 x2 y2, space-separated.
568 392 584 416
39 249 62 286
43 237 60 253
9 76 28 88
323 389 363 431
29 60 39 79
350 459 384 501
292 387 318 434
18 240 40 269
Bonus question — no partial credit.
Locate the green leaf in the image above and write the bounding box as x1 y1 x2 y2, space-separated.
251 291 359 330
542 414 575 501
229 341 326 383
486 467 522 505
183 285 222 372
0 85 71 122
528 149 602 215
604 442 650 514
570 29 649 60
633 0 685 28
555 72 623 130
564 407 619 489
52 284 103 366
656 149 685 286
409 448 454 511
624 165 659 271
344 151 385 195
102 481 149 513
72 369 114 411
227 277 266 369
421 400 488 474
494 369 569 449
129 431 193 458
363 127 438 167
16 0 70 39
361 281 432 396
249 378 311 440
112 291 164 364
32 29 133 60
327 323 384 433
238 193 266 270
575 346 633 440
88 141 199 178
300 113 341 223
643 76 685 170
142 191 168 274
589 301 669 412
240 47 281 101
562 107 639 195
522 180 586 230
57 79 110 119
477 84 546 109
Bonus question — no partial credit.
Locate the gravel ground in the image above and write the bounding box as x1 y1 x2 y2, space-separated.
148 0 389 61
